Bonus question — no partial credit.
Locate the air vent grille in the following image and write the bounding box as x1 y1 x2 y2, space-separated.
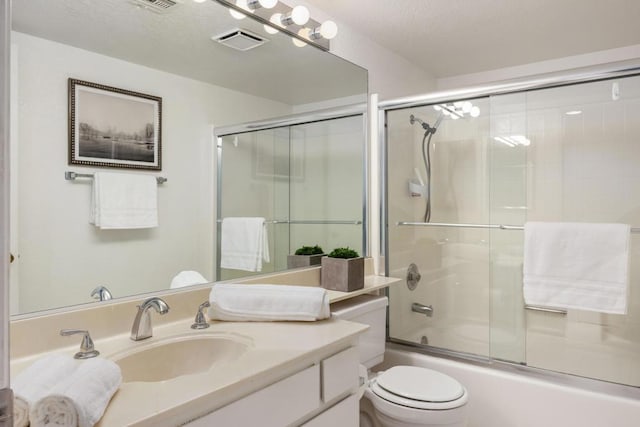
131 0 181 14
213 29 269 51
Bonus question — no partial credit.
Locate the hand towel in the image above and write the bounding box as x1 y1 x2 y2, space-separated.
170 270 209 289
220 217 270 272
208 283 330 321
30 357 122 427
90 172 158 229
12 354 79 427
523 222 630 314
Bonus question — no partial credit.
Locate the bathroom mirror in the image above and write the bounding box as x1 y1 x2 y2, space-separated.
9 0 368 315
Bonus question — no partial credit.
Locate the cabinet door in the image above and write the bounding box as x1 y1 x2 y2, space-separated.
302 395 359 427
186 365 320 427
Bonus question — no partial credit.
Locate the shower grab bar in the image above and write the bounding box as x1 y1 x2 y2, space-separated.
65 171 167 184
396 221 640 233
525 305 568 315
216 219 362 225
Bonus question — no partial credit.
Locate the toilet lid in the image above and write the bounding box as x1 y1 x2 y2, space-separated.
376 366 465 403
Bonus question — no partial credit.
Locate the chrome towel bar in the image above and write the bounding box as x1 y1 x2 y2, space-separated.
525 305 568 315
65 171 167 184
216 219 362 225
396 221 640 233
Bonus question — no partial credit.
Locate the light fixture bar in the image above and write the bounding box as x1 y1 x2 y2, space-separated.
213 0 331 51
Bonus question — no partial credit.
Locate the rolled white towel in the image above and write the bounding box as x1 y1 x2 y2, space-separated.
30 357 122 427
12 354 79 427
209 283 330 322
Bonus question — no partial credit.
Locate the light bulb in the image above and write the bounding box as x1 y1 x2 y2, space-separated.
264 13 282 34
258 0 278 8
462 101 472 113
292 28 308 47
453 101 463 108
291 5 310 25
470 106 480 117
229 0 249 19
320 20 338 39
433 105 442 111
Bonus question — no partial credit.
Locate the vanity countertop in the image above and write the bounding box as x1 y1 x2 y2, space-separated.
12 318 368 427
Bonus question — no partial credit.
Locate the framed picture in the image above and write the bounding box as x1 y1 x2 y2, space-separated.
68 78 162 170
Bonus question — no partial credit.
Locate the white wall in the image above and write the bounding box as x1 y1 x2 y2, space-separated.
12 32 292 314
297 1 437 100
437 44 640 90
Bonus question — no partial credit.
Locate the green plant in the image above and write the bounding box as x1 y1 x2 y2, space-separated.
327 247 360 259
294 245 324 255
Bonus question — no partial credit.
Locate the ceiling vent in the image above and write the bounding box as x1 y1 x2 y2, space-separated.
213 29 269 51
131 0 182 14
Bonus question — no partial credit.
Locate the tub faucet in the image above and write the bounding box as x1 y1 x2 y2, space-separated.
130 297 170 341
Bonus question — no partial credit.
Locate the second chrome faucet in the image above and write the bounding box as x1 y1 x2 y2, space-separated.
130 297 170 341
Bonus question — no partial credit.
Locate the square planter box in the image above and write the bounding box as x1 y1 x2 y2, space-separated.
321 256 364 292
287 254 325 269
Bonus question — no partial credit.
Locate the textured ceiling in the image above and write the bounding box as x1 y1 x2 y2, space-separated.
11 0 367 105
304 0 640 78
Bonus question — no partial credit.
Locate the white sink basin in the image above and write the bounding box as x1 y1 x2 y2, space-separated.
111 333 252 383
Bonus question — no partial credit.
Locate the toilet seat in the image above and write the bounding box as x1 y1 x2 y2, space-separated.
370 366 468 410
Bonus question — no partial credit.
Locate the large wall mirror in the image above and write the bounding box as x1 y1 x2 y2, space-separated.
9 0 368 315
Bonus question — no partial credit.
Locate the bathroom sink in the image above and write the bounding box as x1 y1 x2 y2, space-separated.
111 333 251 383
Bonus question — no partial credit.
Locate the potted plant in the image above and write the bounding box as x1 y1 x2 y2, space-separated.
287 245 325 269
321 247 364 292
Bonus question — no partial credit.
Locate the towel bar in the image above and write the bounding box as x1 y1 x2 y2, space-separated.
216 219 362 225
65 171 167 184
396 221 640 233
525 305 568 315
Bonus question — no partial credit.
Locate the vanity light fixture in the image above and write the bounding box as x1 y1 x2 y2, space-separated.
215 0 334 50
280 5 310 26
229 0 250 19
308 20 338 40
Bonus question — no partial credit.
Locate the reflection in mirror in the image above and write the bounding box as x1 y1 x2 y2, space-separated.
10 0 367 315
217 113 365 280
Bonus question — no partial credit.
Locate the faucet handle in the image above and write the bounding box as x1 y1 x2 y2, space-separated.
60 329 100 359
191 301 211 330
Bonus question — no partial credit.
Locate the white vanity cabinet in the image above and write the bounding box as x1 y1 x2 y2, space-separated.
185 347 360 427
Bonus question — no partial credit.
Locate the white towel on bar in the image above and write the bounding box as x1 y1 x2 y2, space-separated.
523 221 630 314
90 172 158 229
12 354 79 427
170 270 209 289
220 217 270 272
30 357 122 427
208 283 330 321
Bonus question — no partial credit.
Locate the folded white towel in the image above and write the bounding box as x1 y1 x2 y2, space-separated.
170 270 209 289
91 172 158 229
12 354 79 427
208 283 330 321
523 222 630 314
220 217 270 272
30 357 122 427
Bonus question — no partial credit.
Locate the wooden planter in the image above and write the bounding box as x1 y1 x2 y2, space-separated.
321 256 364 292
287 253 325 269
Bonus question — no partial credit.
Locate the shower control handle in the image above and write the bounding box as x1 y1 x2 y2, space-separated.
411 302 433 317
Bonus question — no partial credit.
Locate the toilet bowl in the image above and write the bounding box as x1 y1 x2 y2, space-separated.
361 366 468 427
330 295 469 427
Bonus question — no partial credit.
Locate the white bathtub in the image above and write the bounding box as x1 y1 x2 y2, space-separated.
378 346 640 427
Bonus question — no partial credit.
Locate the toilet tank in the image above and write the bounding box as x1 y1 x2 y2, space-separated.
331 295 388 368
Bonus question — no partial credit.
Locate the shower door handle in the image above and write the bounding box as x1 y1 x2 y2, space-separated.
411 303 434 317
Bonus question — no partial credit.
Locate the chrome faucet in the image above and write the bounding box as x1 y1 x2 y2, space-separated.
130 297 170 341
91 285 113 301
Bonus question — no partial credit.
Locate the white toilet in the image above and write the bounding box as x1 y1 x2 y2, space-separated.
331 295 469 427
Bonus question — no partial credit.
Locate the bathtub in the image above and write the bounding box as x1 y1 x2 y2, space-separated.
377 345 640 427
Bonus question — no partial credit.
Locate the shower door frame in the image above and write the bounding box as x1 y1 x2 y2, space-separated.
214 104 370 280
379 60 640 397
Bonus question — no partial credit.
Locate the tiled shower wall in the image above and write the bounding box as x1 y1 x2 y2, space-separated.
386 74 640 386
